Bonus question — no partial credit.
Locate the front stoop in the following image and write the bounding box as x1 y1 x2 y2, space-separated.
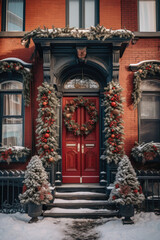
43 184 118 218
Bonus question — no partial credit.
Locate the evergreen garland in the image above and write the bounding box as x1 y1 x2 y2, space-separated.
131 142 160 163
0 61 32 106
101 80 124 164
21 25 134 48
109 155 145 205
0 146 31 164
36 82 61 167
132 63 160 108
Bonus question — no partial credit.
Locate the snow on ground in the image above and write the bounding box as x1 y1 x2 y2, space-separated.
0 212 160 240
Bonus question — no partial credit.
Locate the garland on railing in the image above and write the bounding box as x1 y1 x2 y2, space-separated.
0 61 32 106
21 25 134 48
36 82 61 167
132 63 160 108
131 142 160 163
101 80 125 164
63 97 98 136
0 146 31 164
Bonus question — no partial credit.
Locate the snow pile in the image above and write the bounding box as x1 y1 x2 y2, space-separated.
97 212 160 240
0 212 160 240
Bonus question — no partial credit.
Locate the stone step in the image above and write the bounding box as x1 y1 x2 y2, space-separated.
43 207 119 219
47 199 116 210
54 191 108 200
56 184 106 194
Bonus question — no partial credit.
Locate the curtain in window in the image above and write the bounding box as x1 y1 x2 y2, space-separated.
139 0 156 32
6 0 24 31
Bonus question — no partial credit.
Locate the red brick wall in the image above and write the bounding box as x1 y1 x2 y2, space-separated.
25 0 66 30
0 0 2 31
100 0 121 29
119 38 160 156
121 0 138 31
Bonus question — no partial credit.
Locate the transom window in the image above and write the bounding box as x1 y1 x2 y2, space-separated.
64 76 99 89
138 0 160 32
2 0 25 31
0 80 24 147
139 80 160 142
66 0 99 28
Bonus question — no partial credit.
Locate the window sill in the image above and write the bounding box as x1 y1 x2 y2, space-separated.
0 31 27 38
134 32 160 38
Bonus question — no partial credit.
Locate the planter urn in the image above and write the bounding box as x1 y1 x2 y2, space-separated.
28 202 42 223
119 204 134 224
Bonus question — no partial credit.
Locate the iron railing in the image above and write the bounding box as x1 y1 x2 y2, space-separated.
137 173 160 213
0 170 24 213
0 169 160 213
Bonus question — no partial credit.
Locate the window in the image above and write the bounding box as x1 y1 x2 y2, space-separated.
66 0 99 28
0 80 24 147
1 0 25 31
64 76 99 89
139 80 160 142
138 0 160 32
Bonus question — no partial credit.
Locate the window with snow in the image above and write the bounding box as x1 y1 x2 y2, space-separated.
0 78 24 147
139 80 160 142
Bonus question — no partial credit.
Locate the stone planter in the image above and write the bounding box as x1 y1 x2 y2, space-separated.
119 204 134 224
28 202 42 223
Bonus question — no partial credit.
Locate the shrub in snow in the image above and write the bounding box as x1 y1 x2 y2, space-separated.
109 155 145 205
19 155 53 205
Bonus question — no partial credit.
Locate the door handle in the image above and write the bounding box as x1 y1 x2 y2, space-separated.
82 144 84 154
77 143 80 152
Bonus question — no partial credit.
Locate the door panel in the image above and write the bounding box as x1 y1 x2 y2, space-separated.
62 97 99 183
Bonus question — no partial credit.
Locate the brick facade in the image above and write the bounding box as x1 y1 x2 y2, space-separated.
0 0 159 170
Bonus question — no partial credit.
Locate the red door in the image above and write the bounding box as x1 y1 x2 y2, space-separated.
62 97 99 183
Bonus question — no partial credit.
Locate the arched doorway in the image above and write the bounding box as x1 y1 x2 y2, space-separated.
62 75 100 183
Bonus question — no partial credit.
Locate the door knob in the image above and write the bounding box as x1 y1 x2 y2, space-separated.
77 143 80 152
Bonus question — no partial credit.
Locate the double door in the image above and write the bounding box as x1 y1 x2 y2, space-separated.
62 97 99 183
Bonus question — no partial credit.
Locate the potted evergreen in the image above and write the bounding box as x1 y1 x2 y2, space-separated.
19 155 53 223
109 155 145 224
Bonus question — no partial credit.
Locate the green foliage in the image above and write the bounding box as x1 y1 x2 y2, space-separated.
0 61 32 106
36 82 61 167
19 155 53 205
101 80 125 164
63 97 98 136
132 63 160 108
109 155 145 205
21 25 134 48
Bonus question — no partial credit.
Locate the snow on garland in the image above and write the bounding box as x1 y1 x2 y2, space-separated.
63 97 98 136
19 155 53 205
101 80 125 164
0 146 31 164
109 155 145 205
21 25 134 48
0 61 32 106
36 82 61 167
132 63 160 108
131 142 160 163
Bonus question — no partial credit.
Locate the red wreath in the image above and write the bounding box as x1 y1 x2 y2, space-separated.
63 97 98 136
